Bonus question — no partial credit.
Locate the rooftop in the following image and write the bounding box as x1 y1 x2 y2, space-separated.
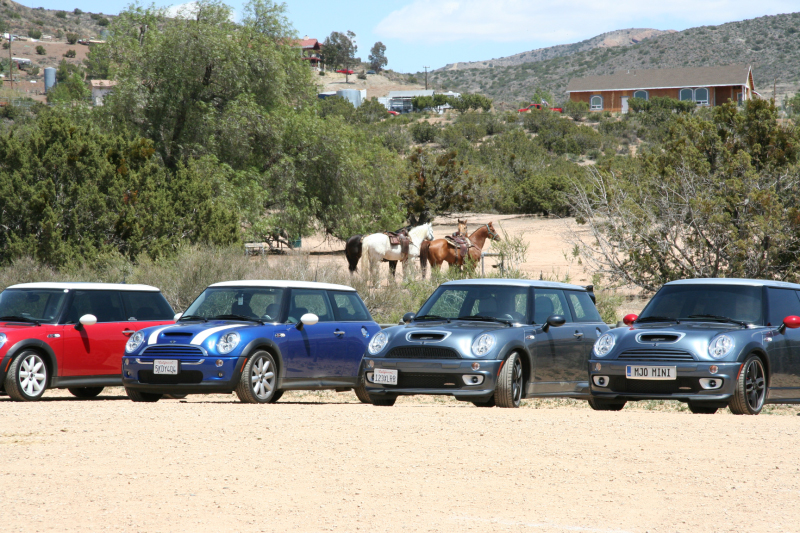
441 278 589 291
666 278 800 290
6 282 161 291
566 64 752 92
209 280 356 292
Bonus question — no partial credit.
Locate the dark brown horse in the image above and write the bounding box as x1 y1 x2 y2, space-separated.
420 222 501 277
344 226 410 276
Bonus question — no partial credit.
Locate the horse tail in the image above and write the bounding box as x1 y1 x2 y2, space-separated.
420 240 430 278
345 234 362 273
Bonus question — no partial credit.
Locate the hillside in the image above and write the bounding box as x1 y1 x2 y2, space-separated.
424 12 800 108
1 0 110 41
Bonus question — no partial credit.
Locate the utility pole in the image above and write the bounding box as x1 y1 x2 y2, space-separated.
7 34 12 91
423 66 429 90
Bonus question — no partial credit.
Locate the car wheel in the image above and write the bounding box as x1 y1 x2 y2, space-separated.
235 351 279 404
472 397 496 408
369 395 396 406
729 355 766 415
4 350 48 401
587 397 626 411
494 353 523 408
354 374 371 404
68 387 104 399
164 393 187 400
687 402 718 414
125 388 162 402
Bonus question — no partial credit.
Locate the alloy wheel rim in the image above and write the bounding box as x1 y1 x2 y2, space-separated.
512 358 522 403
250 357 275 400
19 354 46 398
744 359 765 411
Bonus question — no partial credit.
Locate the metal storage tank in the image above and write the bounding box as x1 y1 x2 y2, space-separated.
336 89 362 108
44 67 56 93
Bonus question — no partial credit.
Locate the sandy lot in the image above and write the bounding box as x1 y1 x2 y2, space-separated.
2 388 799 532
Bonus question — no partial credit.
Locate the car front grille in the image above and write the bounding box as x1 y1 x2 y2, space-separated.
387 346 460 359
137 370 204 385
397 373 462 388
609 376 700 394
617 348 695 361
142 345 205 357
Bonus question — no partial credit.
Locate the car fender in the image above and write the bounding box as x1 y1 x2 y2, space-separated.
735 338 772 382
495 338 532 376
238 337 285 379
0 339 59 385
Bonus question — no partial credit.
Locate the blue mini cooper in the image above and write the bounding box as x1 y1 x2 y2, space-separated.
122 281 382 403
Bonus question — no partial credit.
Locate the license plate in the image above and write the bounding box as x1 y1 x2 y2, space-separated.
626 365 676 380
373 368 398 385
153 360 179 375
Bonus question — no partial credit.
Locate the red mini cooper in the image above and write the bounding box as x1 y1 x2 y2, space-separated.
0 282 175 401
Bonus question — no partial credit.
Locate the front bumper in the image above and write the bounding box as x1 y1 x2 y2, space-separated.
363 358 502 401
122 354 246 394
589 359 741 403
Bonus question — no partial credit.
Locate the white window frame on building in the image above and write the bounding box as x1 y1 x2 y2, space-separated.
679 88 694 101
694 87 709 105
633 90 649 100
590 95 603 110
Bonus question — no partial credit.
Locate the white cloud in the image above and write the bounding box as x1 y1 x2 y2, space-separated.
375 0 798 44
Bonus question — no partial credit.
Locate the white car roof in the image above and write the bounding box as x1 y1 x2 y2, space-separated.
441 278 588 291
666 278 800 290
209 280 357 292
5 282 161 292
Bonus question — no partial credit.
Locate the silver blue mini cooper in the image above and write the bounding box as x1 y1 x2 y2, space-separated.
589 279 800 415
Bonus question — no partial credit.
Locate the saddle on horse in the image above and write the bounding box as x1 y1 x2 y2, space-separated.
384 229 411 261
445 233 472 263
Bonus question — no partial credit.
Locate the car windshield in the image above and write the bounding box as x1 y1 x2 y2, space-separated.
639 284 763 325
0 289 68 323
416 285 529 323
182 287 285 321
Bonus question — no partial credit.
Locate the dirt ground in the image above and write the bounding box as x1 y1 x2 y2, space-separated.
319 71 425 99
2 388 799 532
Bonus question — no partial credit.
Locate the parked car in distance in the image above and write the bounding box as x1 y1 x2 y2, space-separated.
0 282 175 401
122 280 382 403
366 70 376 75
363 279 608 407
589 278 800 415
518 103 563 113
335 69 355 75
388 110 399 116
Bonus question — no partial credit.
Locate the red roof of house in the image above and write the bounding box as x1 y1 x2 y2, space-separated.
297 38 320 50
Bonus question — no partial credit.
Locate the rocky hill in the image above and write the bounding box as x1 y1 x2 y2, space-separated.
424 12 800 108
1 0 110 41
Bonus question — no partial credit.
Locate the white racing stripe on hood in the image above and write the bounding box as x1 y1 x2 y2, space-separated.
148 325 181 345
190 324 244 346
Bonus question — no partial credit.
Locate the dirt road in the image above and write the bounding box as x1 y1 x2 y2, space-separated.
2 389 799 532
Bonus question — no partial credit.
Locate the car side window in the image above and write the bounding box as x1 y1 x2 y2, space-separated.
533 289 573 324
329 291 372 321
121 291 174 321
766 288 800 326
66 290 125 323
288 289 334 323
566 291 602 323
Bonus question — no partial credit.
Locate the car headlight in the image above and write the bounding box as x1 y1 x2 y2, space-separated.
708 335 734 359
125 331 145 353
0 332 7 349
368 331 388 355
593 333 615 357
217 332 241 354
471 334 496 357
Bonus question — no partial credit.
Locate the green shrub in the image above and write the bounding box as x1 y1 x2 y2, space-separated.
28 28 43 39
56 10 67 18
409 121 437 144
35 45 46 55
90 13 101 20
97 17 109 26
73 8 82 14
33 19 44 26
64 49 76 58
66 32 78 44
564 100 589 121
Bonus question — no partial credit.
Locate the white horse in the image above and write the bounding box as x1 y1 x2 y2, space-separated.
362 223 434 282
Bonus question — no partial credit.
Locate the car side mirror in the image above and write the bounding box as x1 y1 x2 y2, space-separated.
623 314 638 326
542 314 566 332
76 314 97 329
402 312 415 324
173 312 183 321
778 315 800 334
296 313 319 331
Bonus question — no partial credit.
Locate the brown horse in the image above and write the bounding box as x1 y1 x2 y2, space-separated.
420 222 501 277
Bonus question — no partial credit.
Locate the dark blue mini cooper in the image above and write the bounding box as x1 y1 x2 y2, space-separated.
122 281 381 403
589 279 800 415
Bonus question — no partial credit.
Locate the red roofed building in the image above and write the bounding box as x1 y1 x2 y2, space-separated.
296 36 322 70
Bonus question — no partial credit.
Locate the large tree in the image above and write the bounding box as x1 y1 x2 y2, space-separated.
322 30 357 82
368 41 387 73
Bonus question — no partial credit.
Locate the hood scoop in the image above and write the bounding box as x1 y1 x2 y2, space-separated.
637 333 682 344
407 332 448 342
163 331 193 337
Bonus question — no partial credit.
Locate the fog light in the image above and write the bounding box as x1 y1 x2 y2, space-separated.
593 375 609 387
709 365 718 374
124 358 129 365
216 359 223 367
366 372 374 382
471 362 480 370
218 372 224 378
699 378 723 390
367 360 375 369
462 375 484 385
594 363 602 371
125 370 131 377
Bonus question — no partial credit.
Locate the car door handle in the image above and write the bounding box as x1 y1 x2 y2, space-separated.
334 330 345 336
574 332 584 338
122 330 136 336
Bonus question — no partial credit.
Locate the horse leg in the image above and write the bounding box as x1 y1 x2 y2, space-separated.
388 260 397 279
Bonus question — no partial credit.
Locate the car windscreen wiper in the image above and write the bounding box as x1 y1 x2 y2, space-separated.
178 314 208 322
0 315 40 325
685 314 748 327
210 314 264 325
635 316 679 323
413 314 450 322
457 315 513 326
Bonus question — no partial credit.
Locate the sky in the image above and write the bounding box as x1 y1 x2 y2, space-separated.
15 0 799 72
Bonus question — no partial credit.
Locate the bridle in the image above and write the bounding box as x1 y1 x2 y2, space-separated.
485 224 499 240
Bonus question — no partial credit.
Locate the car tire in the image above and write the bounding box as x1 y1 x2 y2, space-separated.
494 353 523 408
68 387 104 399
370 395 396 406
472 397 496 407
4 350 48 401
587 397 626 411
235 351 279 404
729 355 766 415
125 388 162 402
687 402 718 414
164 393 187 400
354 374 371 404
